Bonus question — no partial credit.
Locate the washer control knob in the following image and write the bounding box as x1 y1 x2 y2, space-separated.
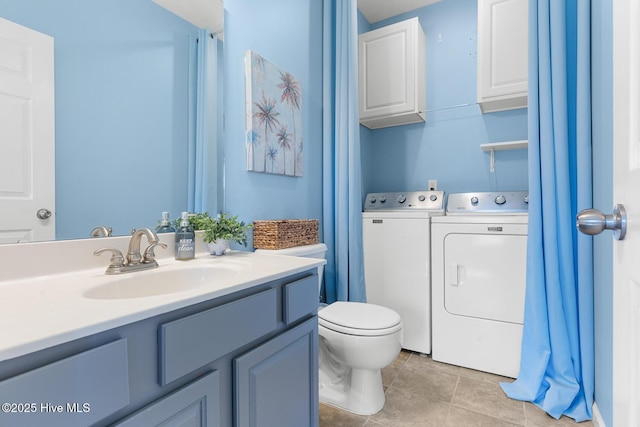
430 194 438 202
470 196 479 205
397 194 407 204
524 194 529 204
495 195 507 205
418 195 426 202
380 196 386 203
369 196 377 204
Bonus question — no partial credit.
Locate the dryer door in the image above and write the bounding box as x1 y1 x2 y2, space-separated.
443 232 526 324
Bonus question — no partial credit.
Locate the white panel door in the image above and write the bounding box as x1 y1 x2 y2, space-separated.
0 18 55 243
613 1 640 425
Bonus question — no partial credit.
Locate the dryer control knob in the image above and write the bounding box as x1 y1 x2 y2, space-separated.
369 196 377 203
380 196 387 203
495 195 507 205
430 194 438 202
470 196 479 205
524 194 529 204
397 194 407 203
418 195 426 201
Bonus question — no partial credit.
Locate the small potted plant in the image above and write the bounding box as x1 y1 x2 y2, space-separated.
190 213 252 255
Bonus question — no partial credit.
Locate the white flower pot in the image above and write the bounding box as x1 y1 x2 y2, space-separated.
206 239 229 256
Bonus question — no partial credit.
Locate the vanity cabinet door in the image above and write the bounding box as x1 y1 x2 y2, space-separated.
234 317 318 427
113 371 220 427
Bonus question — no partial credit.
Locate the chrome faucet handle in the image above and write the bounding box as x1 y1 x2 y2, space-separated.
94 248 125 267
143 242 167 263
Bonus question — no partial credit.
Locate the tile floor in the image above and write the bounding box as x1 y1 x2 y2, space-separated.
319 350 594 427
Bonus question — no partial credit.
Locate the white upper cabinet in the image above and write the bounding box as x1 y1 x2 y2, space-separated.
477 0 528 113
358 17 426 129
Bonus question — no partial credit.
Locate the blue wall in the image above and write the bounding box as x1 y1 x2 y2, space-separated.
591 0 613 424
223 0 324 249
360 0 528 196
0 0 198 240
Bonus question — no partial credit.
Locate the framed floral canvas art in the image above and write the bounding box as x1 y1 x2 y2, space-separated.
245 51 303 176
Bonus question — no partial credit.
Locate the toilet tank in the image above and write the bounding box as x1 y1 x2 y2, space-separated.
255 243 327 292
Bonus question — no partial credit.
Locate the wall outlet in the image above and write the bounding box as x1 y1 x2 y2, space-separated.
428 180 438 191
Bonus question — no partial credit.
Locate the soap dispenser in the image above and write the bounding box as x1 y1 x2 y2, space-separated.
175 212 195 260
157 211 176 233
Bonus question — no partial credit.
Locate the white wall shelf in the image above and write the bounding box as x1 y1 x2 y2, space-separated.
481 140 528 172
480 140 528 152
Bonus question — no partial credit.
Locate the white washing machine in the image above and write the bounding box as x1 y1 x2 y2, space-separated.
362 190 445 354
431 191 528 378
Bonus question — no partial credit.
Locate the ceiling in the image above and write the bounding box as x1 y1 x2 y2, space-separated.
357 0 442 23
152 0 224 35
152 0 441 35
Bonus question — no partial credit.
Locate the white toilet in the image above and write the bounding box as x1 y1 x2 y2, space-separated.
255 243 403 415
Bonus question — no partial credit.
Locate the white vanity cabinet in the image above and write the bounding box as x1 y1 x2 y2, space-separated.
0 271 319 427
476 0 528 113
358 17 426 129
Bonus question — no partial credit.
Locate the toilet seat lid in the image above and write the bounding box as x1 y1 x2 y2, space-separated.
318 302 402 335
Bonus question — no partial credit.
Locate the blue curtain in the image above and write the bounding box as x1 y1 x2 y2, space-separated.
500 0 594 422
188 30 219 214
321 0 366 303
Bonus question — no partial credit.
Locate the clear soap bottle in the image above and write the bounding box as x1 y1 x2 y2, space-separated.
175 212 195 260
157 211 176 233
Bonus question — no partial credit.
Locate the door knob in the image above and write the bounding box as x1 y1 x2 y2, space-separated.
36 208 52 220
576 204 627 240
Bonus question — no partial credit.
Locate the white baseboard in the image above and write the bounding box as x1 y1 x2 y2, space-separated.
593 402 606 427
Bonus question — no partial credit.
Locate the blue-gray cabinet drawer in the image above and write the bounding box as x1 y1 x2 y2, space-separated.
283 275 318 324
0 339 130 427
159 288 277 385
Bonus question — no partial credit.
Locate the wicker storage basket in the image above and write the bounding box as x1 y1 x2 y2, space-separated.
253 219 319 250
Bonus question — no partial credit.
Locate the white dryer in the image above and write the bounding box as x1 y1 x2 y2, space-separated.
431 191 528 378
362 191 445 354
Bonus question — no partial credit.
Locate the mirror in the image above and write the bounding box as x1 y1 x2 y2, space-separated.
0 0 222 243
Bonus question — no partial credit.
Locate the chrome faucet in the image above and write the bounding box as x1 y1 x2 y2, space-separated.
126 228 159 265
90 225 112 237
94 227 167 274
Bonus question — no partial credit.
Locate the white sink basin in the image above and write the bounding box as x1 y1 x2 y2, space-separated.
84 264 244 300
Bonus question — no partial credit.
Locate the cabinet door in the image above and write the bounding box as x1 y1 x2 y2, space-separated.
477 0 528 112
358 17 425 128
113 371 220 427
234 317 318 427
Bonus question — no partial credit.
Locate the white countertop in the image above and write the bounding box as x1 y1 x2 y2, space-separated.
0 251 323 362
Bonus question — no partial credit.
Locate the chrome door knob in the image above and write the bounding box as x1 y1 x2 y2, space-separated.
576 204 627 240
36 208 52 219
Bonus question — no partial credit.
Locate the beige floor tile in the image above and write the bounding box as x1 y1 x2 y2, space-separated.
319 403 368 427
382 350 411 386
458 365 515 385
392 361 459 403
320 352 592 427
407 353 462 376
369 386 450 426
452 376 525 425
446 405 523 426
523 402 594 426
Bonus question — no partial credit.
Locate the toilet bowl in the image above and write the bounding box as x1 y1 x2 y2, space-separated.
255 243 403 415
